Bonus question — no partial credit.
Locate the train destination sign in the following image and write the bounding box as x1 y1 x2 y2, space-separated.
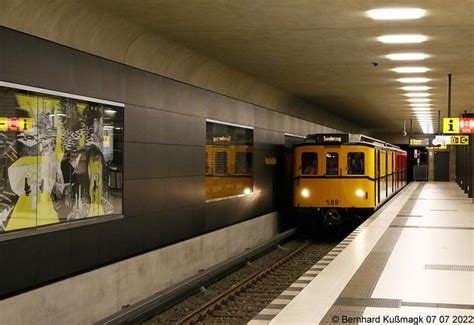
312 134 349 144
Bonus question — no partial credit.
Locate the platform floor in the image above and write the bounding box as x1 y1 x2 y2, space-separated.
250 182 473 324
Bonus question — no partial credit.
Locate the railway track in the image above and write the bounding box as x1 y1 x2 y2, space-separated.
145 239 336 324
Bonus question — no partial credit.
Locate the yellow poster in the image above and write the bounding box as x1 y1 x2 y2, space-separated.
443 118 459 134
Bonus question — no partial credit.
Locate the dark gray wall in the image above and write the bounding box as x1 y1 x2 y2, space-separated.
0 27 338 297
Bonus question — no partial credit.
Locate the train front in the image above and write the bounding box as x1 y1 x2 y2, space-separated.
293 134 375 230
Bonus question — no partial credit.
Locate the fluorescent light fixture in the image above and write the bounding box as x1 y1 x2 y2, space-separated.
377 34 427 44
402 86 430 91
418 120 434 133
398 77 430 83
410 103 432 107
393 67 429 73
367 8 425 20
408 98 431 103
416 113 435 115
387 53 428 61
405 93 430 97
411 107 432 111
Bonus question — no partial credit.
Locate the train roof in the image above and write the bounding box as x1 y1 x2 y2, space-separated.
294 133 406 152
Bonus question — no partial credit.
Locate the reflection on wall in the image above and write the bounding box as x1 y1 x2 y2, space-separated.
0 85 123 232
205 121 253 200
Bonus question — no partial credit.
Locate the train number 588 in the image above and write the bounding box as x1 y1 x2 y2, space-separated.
325 199 339 206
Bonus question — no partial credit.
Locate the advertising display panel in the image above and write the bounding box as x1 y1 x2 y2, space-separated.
0 83 123 233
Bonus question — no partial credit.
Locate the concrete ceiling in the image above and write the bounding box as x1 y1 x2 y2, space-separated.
86 0 474 134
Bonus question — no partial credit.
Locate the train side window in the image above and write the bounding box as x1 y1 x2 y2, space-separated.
302 153 318 175
215 152 228 175
235 152 252 174
348 152 365 175
326 152 339 175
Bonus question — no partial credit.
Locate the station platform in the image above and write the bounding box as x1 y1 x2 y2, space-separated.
250 182 473 324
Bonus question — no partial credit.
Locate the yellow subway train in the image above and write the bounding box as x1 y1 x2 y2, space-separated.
205 144 253 200
293 134 407 228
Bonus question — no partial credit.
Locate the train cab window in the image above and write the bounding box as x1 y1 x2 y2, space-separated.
302 153 318 175
347 152 365 175
326 152 339 175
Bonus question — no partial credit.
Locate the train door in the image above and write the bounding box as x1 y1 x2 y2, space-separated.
391 152 395 194
376 149 380 204
385 151 389 198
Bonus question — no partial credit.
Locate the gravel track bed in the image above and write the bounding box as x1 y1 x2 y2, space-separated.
200 242 335 324
143 239 305 324
144 238 336 324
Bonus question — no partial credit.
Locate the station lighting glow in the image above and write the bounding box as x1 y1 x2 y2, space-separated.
410 107 432 111
408 98 431 103
410 103 432 107
404 93 430 97
415 113 436 117
377 34 427 44
393 67 429 73
243 188 252 195
387 53 428 61
367 8 426 20
301 189 310 198
398 77 430 83
419 121 434 134
402 86 430 91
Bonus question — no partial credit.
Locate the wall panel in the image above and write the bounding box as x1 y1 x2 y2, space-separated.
0 26 344 298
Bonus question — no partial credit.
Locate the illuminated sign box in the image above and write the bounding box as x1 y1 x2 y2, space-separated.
409 138 430 147
443 117 473 134
0 117 33 132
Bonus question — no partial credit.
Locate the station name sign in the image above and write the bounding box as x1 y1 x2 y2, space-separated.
443 117 474 134
313 134 349 144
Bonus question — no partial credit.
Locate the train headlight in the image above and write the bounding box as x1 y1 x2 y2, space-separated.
301 189 310 198
356 189 365 197
243 188 252 195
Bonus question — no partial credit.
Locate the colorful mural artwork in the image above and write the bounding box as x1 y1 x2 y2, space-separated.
0 85 123 232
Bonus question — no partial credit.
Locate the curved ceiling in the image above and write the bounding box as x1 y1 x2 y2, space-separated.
2 0 474 134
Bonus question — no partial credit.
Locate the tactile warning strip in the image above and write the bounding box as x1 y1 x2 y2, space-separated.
425 264 474 272
389 225 474 230
250 183 424 324
249 199 382 323
335 297 402 308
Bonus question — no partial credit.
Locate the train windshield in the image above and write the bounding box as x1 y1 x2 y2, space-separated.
326 152 339 175
348 152 365 175
302 153 318 175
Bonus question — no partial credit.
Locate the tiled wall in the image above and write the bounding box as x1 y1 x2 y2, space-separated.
0 27 341 297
